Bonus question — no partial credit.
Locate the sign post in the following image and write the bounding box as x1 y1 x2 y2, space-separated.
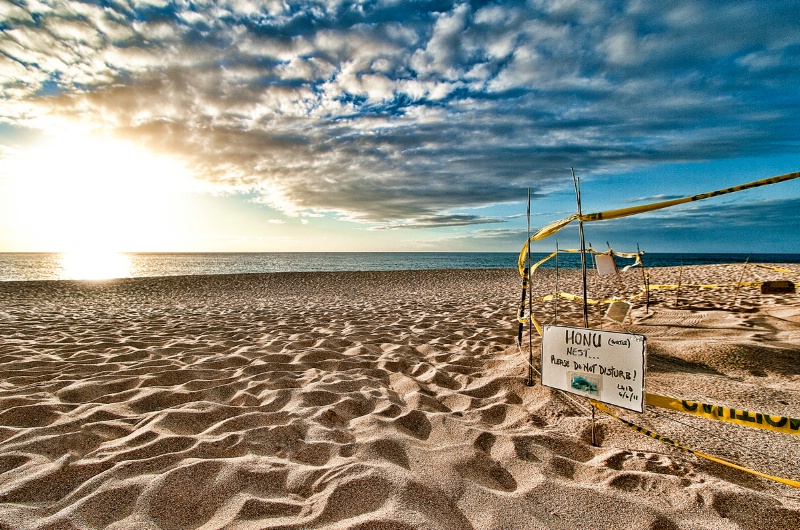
541 324 647 413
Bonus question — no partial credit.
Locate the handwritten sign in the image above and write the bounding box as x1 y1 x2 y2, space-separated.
541 324 647 412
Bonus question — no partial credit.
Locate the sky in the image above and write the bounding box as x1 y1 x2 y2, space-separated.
1 0 799 254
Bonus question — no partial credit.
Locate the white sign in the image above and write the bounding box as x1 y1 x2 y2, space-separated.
541 324 647 412
595 253 618 276
605 301 631 325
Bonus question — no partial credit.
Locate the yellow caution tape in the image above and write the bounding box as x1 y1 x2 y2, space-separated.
518 278 775 329
646 282 762 290
517 247 644 335
645 393 800 437
581 172 800 223
531 317 542 336
591 401 800 488
750 264 797 275
530 292 631 306
523 278 783 323
516 273 530 322
519 246 643 279
519 274 784 336
519 171 800 277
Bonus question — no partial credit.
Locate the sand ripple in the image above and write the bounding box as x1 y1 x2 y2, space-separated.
1 268 799 529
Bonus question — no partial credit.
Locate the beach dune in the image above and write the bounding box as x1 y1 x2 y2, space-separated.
1 266 799 529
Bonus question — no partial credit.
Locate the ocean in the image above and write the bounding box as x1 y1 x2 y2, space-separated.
1 252 799 282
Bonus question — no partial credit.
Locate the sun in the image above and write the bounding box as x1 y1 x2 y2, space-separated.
58 251 134 280
1 129 198 253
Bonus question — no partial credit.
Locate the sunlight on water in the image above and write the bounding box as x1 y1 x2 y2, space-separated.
59 252 132 280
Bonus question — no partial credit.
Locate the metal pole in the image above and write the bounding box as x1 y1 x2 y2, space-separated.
572 168 589 328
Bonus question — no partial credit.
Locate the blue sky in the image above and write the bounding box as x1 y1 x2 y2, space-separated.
0 0 798 253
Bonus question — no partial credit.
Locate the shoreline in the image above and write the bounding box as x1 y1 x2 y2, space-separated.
3 251 799 282
1 265 799 528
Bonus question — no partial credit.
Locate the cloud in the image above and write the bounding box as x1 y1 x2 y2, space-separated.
372 213 506 230
577 196 800 252
2 0 799 228
623 194 685 204
427 196 800 253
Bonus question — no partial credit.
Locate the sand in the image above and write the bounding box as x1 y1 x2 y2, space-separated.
0 264 798 529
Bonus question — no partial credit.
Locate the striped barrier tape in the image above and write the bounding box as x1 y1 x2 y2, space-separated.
517 247 643 335
646 282 761 290
591 401 800 488
518 246 642 280
515 247 795 337
518 171 800 277
750 264 798 275
645 393 800 437
525 291 645 307
520 277 783 324
580 172 800 223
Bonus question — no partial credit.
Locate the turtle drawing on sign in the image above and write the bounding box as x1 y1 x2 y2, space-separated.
571 375 599 395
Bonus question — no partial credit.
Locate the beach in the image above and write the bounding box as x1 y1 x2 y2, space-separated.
1 264 799 529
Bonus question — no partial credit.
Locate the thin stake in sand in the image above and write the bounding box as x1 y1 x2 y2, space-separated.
638 243 650 314
731 257 750 308
526 187 534 387
572 168 589 329
571 168 597 446
554 241 559 323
